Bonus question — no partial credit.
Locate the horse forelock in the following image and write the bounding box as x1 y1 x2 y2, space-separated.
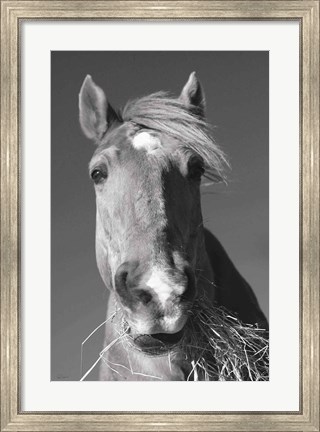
119 92 229 182
91 92 228 184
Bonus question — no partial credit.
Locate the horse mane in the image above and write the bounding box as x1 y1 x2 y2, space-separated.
121 92 229 183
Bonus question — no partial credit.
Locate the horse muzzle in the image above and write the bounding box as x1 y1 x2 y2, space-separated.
114 260 196 309
113 260 195 353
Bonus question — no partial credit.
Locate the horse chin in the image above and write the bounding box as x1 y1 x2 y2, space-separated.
128 327 185 356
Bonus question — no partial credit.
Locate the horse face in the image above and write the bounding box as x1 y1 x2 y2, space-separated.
79 73 217 342
89 127 204 337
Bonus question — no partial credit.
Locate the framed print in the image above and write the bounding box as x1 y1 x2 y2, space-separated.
51 50 270 385
1 1 319 431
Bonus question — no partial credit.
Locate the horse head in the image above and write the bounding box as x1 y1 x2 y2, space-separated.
79 73 227 349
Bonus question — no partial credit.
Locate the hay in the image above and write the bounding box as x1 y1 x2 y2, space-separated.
120 297 269 381
80 298 269 381
180 298 269 381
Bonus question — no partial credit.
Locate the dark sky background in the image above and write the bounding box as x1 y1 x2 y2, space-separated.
51 51 269 381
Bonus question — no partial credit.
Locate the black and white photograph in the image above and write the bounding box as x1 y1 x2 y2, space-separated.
51 51 269 382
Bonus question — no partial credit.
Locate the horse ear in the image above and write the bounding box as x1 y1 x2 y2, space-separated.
179 72 206 116
79 75 117 141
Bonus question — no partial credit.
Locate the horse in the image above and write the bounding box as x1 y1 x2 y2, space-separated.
78 72 268 381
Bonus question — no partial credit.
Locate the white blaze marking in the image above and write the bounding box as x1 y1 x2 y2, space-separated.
132 132 161 153
143 267 187 333
145 267 185 307
145 268 172 303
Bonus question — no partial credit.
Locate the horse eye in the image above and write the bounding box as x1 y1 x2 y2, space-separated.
188 157 205 181
91 169 107 184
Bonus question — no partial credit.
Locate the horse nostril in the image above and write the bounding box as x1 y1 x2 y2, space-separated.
115 261 152 307
120 271 128 284
114 263 130 297
136 289 153 305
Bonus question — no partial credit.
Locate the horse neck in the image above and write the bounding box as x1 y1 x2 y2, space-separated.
194 228 216 303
